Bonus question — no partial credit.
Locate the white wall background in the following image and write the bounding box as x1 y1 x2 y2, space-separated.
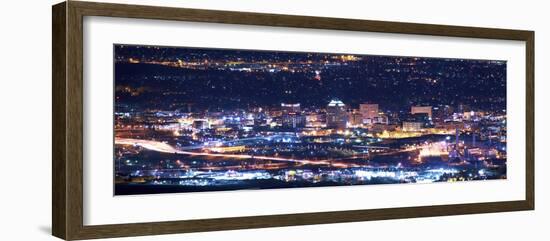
0 0 547 240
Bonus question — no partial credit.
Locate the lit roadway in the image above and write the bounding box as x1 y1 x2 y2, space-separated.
115 137 358 168
177 134 297 150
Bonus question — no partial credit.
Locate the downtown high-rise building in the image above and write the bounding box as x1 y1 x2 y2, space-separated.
281 103 305 128
360 103 379 120
326 100 347 129
411 106 433 119
360 103 388 125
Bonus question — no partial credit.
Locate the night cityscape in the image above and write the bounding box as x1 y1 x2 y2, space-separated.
113 44 507 195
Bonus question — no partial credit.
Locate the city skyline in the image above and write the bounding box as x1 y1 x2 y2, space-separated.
114 44 507 195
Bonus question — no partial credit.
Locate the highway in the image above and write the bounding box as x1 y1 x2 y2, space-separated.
115 137 357 168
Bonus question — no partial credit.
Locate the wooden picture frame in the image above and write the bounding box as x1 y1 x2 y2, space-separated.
52 1 534 240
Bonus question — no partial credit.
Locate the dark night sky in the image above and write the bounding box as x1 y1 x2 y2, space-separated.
114 44 506 112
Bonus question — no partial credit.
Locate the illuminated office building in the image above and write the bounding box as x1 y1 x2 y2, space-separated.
326 100 347 129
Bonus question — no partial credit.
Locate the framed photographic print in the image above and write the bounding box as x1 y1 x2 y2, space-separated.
52 1 534 240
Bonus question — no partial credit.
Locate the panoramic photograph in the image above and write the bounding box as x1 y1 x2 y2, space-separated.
113 44 507 195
